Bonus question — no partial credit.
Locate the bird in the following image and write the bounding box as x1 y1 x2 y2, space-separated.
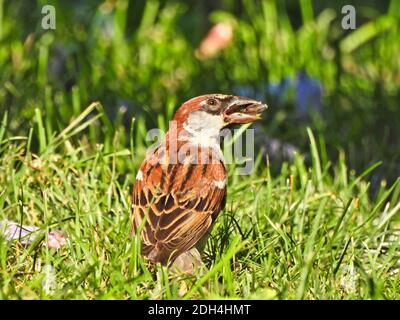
131 94 267 272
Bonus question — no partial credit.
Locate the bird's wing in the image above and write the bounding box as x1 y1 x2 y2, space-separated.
132 144 227 265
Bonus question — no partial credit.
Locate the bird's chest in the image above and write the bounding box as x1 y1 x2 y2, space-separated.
173 143 227 194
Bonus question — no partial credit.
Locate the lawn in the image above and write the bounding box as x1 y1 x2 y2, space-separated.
0 0 399 299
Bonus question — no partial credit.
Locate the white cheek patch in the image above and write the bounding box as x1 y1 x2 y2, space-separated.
136 170 143 181
185 110 225 132
182 110 227 162
213 179 226 189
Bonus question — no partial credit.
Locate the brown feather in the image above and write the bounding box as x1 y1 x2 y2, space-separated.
132 142 227 265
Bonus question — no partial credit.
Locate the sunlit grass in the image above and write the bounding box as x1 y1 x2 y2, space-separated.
0 105 399 299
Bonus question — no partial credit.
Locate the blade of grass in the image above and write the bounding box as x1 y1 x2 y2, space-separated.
307 128 323 190
296 197 328 299
35 108 47 154
183 235 244 299
0 110 7 145
56 102 100 140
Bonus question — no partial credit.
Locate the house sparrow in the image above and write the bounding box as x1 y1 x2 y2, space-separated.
131 94 267 272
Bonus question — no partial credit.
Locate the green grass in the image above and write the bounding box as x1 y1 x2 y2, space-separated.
0 0 400 299
0 104 399 299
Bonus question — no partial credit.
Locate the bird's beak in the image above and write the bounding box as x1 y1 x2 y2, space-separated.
223 96 268 125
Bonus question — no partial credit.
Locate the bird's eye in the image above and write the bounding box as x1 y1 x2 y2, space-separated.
205 98 220 112
207 98 217 106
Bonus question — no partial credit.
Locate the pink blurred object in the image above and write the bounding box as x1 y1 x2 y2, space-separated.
196 22 233 59
0 219 66 249
45 231 66 249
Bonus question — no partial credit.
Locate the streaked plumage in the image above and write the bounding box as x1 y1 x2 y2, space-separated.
133 142 226 265
131 94 267 269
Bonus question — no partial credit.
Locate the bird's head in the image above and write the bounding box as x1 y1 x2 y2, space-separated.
172 94 268 136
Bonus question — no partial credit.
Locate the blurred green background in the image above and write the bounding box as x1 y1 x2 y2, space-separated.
1 0 399 187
